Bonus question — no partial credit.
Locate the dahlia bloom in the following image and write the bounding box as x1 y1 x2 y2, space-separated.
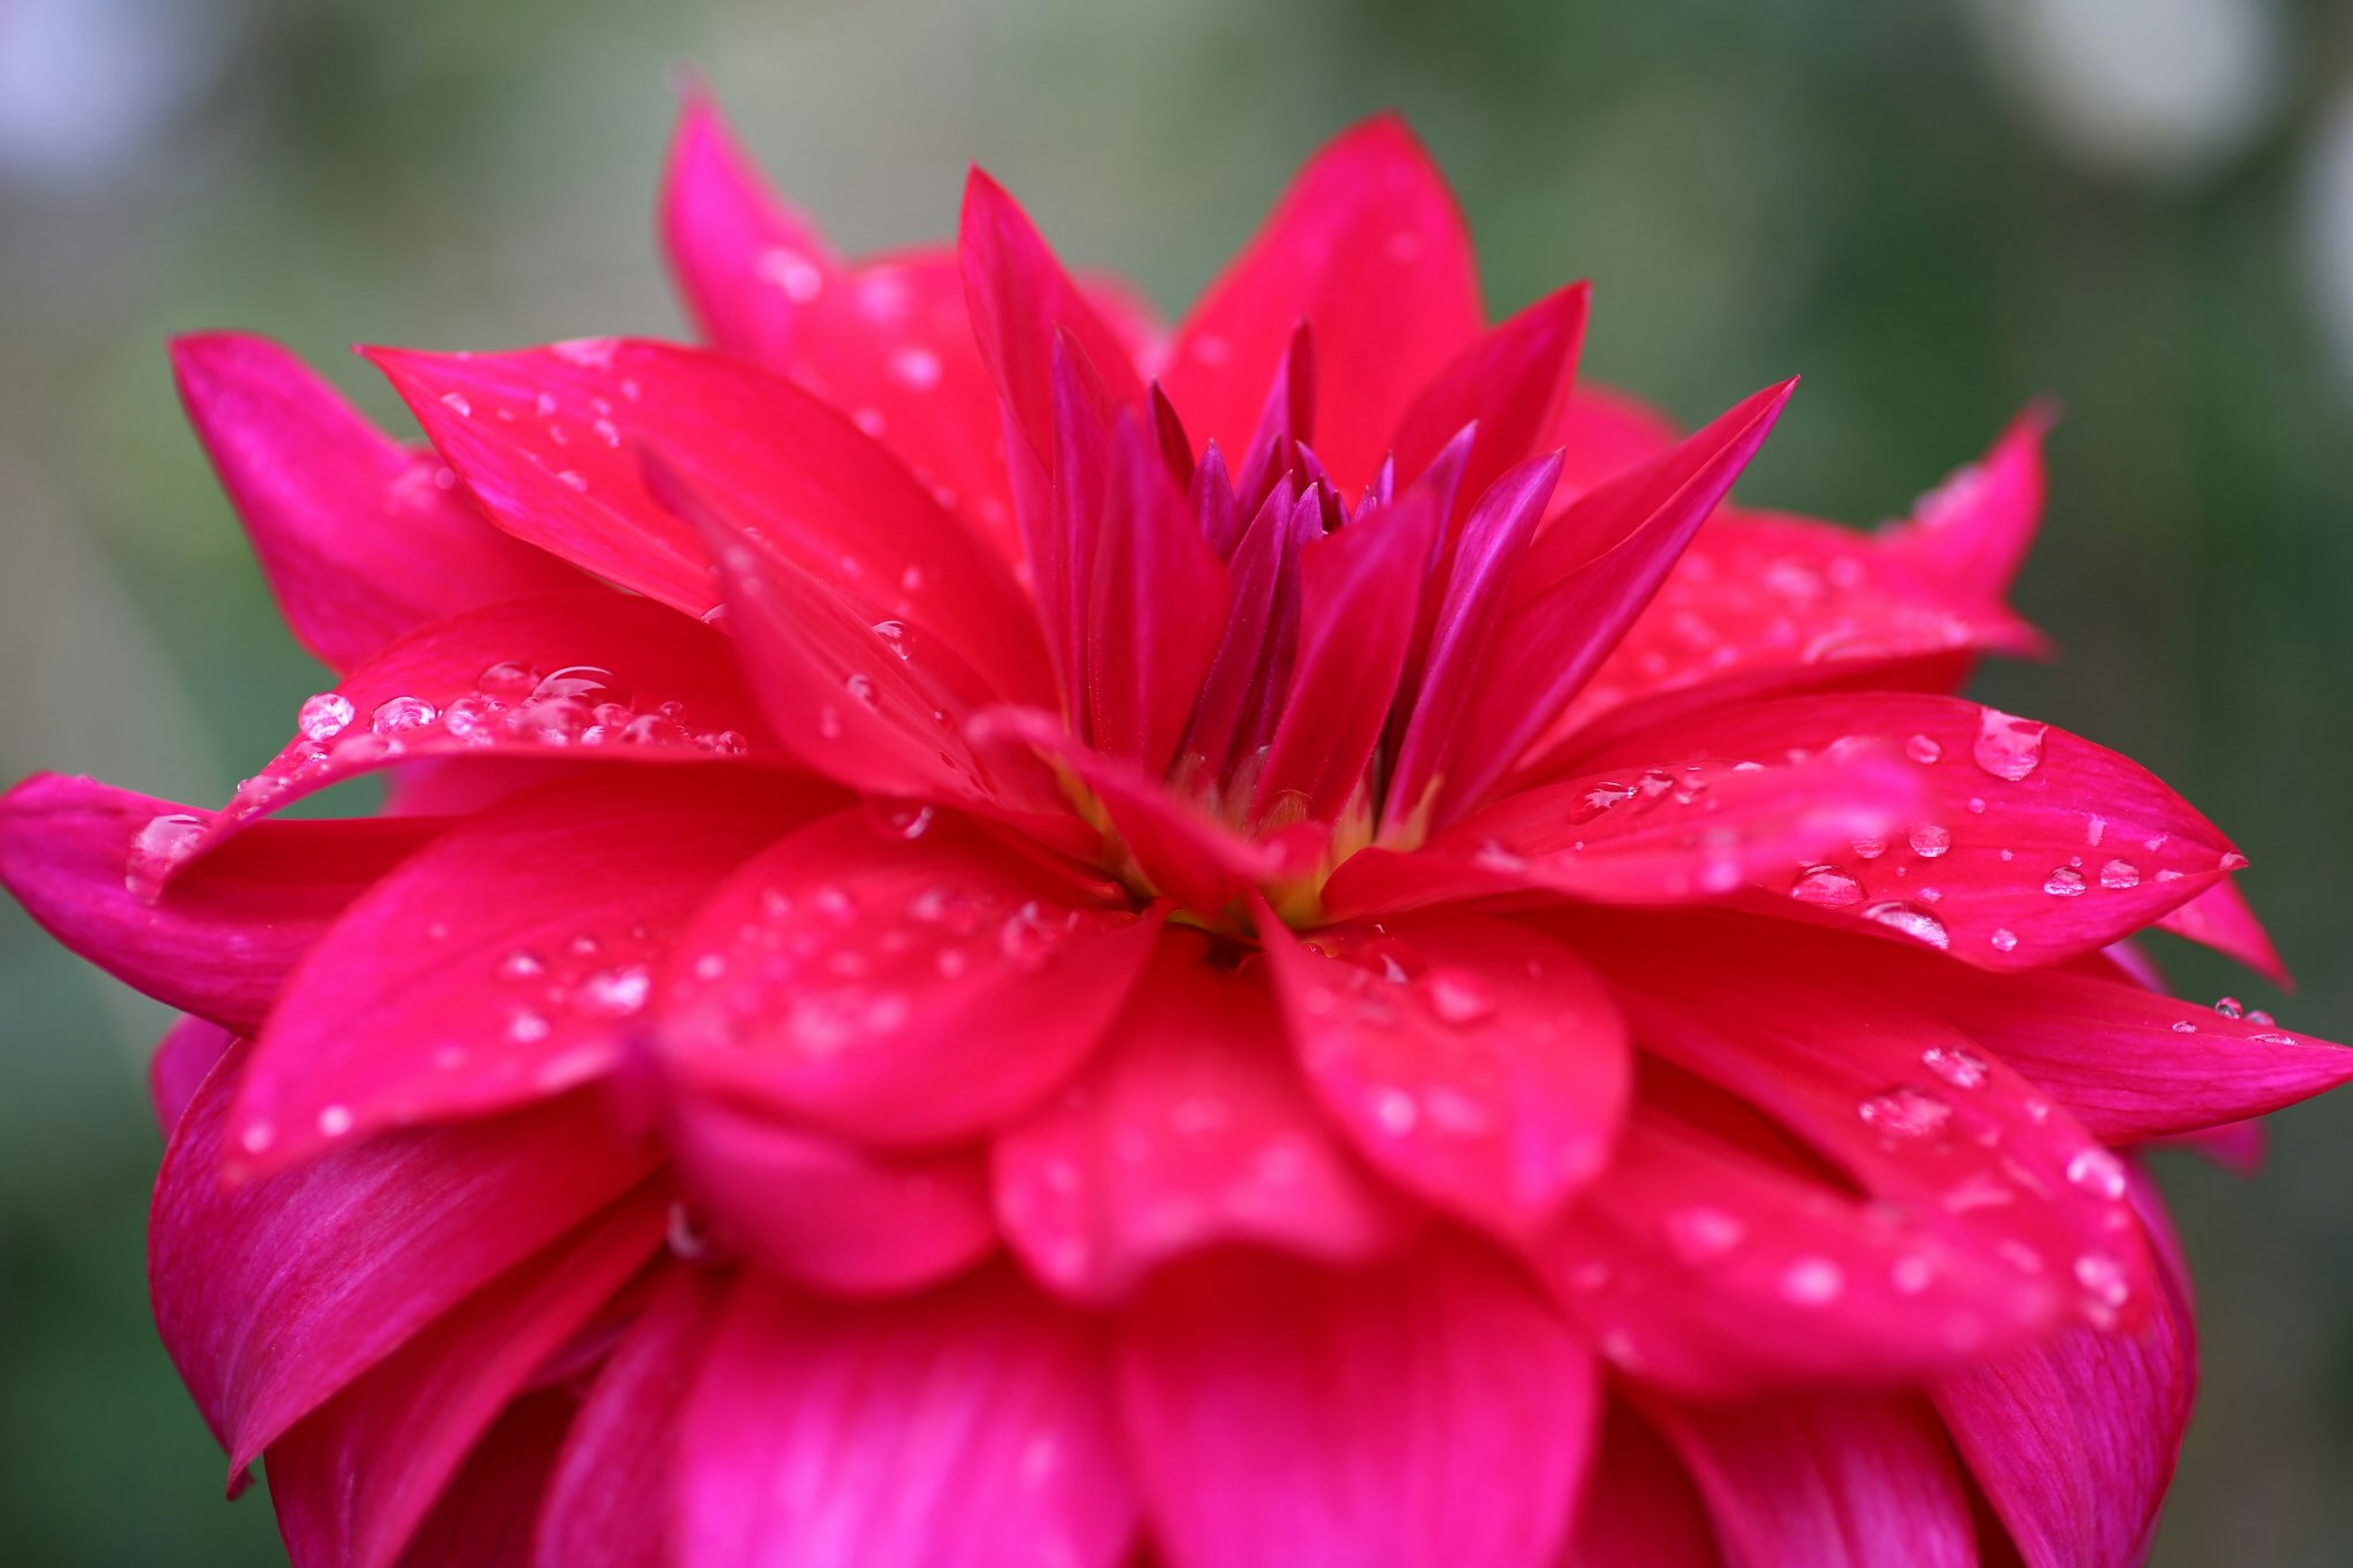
4 98 2347 1567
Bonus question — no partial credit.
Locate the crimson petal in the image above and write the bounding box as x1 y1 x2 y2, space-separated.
1559 1401 1726 1568
1389 282 1589 509
2153 876 2289 984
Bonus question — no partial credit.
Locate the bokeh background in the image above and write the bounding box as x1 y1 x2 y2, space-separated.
1 0 2349 1560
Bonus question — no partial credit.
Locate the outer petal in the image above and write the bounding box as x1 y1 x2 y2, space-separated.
1577 692 2245 968
1932 1168 2194 1568
0 773 441 1033
657 808 1161 1145
151 1043 659 1473
665 1088 996 1295
2153 876 2289 984
1877 406 2051 600
170 332 584 672
1388 282 1588 510
1645 1394 1979 1568
658 93 838 371
992 930 1414 1302
1547 384 1681 501
1116 1240 1598 1568
1164 115 1482 493
151 1015 238 1135
268 1184 666 1568
1560 1401 1725 1568
535 1267 725 1568
231 771 835 1173
170 591 773 869
1259 911 1629 1236
678 1265 1137 1568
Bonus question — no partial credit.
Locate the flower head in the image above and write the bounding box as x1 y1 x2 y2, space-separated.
3 96 2345 1567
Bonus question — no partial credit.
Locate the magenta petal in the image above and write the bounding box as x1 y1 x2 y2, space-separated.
2153 876 2289 984
268 1184 664 1568
1260 911 1629 1236
170 332 585 672
151 1015 238 1136
659 93 839 371
0 771 443 1034
232 771 834 1173
1559 1402 1724 1568
1879 405 2052 600
992 931 1414 1302
1933 1168 2194 1568
1547 384 1682 501
1389 282 1589 509
534 1267 723 1568
400 1388 577 1568
151 1043 659 1472
1163 115 1483 495
679 1265 1137 1568
658 808 1161 1145
665 1088 996 1295
1646 1394 1979 1568
1117 1240 1598 1568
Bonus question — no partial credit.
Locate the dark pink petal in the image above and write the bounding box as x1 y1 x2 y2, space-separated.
2153 876 2289 984
1255 487 1441 823
1646 1395 1978 1568
1547 384 1681 501
1878 406 2051 600
232 771 833 1173
665 1088 996 1295
960 169 1146 464
658 808 1161 1145
399 1388 577 1568
268 1184 665 1568
992 930 1414 1302
371 341 1052 708
1259 911 1628 1236
175 591 774 866
1931 1168 2194 1568
679 1265 1136 1568
1389 282 1589 509
170 333 585 672
1163 115 1482 495
1085 417 1231 775
1536 509 2045 761
1179 477 1302 779
151 1015 237 1136
1434 381 1797 824
1324 744 1915 920
1580 692 2244 969
535 1267 724 1568
1560 1403 1724 1568
2150 1117 2266 1173
1117 1240 1597 1568
0 772 442 1034
152 1043 659 1472
658 93 838 371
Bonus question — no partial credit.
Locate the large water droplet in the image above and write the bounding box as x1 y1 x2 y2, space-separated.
298 692 355 741
1790 864 1863 907
1862 901 1949 950
1780 1256 1846 1306
1423 968 1497 1025
532 665 631 708
478 661 542 698
2043 866 2087 897
2065 1146 2128 1202
371 695 439 737
1859 1086 1953 1140
1908 824 1951 859
1906 733 1944 765
2097 858 2140 890
1973 710 2047 781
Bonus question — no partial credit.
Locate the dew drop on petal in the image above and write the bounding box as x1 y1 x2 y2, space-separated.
2044 866 2087 897
478 661 542 698
2213 996 2245 1020
2065 1146 2128 1202
1664 1206 1748 1265
1780 1256 1846 1306
371 695 439 737
1790 864 1863 907
1922 1044 1990 1089
1973 709 2047 781
1990 927 2019 952
317 1104 355 1138
1862 900 1949 950
1423 968 1497 1025
1906 733 1944 765
2097 858 2141 890
1859 1086 1953 1140
298 692 355 741
1908 824 1951 859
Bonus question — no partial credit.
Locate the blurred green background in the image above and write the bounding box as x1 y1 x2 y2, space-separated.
2 0 2348 1561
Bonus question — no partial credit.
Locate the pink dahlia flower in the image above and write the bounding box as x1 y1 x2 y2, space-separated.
3 99 2345 1567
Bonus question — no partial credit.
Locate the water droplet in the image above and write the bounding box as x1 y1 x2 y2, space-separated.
2074 1251 2131 1309
497 949 544 981
2065 1146 2128 1202
1369 1088 1420 1134
533 666 631 708
1922 1045 1990 1089
2097 858 2140 890
1990 928 2018 953
2170 1019 2198 1034
439 392 472 417
478 661 542 697
1859 1086 1953 1140
889 346 943 389
758 247 825 302
298 692 355 741
872 801 934 841
1862 901 1949 950
1851 831 1890 861
317 1104 355 1138
507 1010 552 1044
2043 866 2087 898
1973 709 2047 781
1790 864 1863 907
2246 1008 2275 1026
844 673 881 710
1780 1256 1846 1306
871 619 913 659
1423 968 1497 1025
1908 824 1951 859
1906 733 1944 765
371 695 439 737
1664 1206 1748 1264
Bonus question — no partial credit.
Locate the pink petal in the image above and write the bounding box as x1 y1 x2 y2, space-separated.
170 332 585 672
535 1267 724 1568
0 772 442 1033
172 591 774 868
1255 484 1441 823
2149 1117 2266 1173
1180 477 1305 779
1259 911 1628 1236
402 1388 577 1568
1163 115 1482 495
1325 743 1916 920
2153 876 2289 985
1547 384 1682 501
1932 1167 2194 1568
992 930 1414 1302
657 807 1161 1145
1116 1240 1598 1568
371 341 1051 709
959 168 1146 466
1646 1394 1978 1568
658 92 839 372
1878 405 2052 600
268 1184 665 1568
152 1042 659 1473
232 771 833 1173
151 1015 237 1135
665 1088 996 1295
1579 692 2245 969
1389 282 1589 509
679 1265 1136 1568
1434 380 1798 824
1559 1402 1724 1568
